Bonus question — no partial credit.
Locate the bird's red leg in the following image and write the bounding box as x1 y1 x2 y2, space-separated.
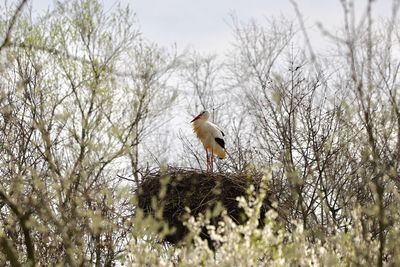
211 149 214 173
205 148 209 172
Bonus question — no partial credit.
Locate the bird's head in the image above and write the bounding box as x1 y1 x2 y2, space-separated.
190 110 209 123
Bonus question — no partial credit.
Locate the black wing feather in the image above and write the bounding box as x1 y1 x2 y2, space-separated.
215 137 225 149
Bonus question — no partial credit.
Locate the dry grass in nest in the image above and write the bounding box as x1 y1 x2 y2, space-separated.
135 167 277 246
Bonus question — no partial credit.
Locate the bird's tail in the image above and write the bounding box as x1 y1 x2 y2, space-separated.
217 147 234 160
216 147 226 159
221 148 231 159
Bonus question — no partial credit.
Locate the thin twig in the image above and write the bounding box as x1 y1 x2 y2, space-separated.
0 0 28 51
117 174 136 183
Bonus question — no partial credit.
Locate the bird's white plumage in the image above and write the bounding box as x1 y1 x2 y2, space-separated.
191 111 226 160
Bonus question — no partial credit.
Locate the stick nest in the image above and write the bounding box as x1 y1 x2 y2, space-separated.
135 167 278 245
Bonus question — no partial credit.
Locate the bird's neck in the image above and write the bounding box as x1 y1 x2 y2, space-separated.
192 119 208 133
192 119 208 126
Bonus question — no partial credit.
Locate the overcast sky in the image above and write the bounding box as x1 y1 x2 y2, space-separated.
30 0 394 54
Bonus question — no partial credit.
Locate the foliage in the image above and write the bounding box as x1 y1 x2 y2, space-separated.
127 172 400 266
0 0 178 265
1 0 400 266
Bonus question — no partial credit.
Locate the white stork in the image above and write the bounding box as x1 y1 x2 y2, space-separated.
190 110 226 172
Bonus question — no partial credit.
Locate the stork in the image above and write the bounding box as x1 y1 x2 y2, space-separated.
191 110 226 172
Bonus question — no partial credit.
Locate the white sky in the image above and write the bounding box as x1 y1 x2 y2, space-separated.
30 0 394 55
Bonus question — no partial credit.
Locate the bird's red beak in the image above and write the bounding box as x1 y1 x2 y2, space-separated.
190 114 201 123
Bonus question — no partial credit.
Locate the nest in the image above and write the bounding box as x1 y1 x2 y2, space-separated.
135 167 277 246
